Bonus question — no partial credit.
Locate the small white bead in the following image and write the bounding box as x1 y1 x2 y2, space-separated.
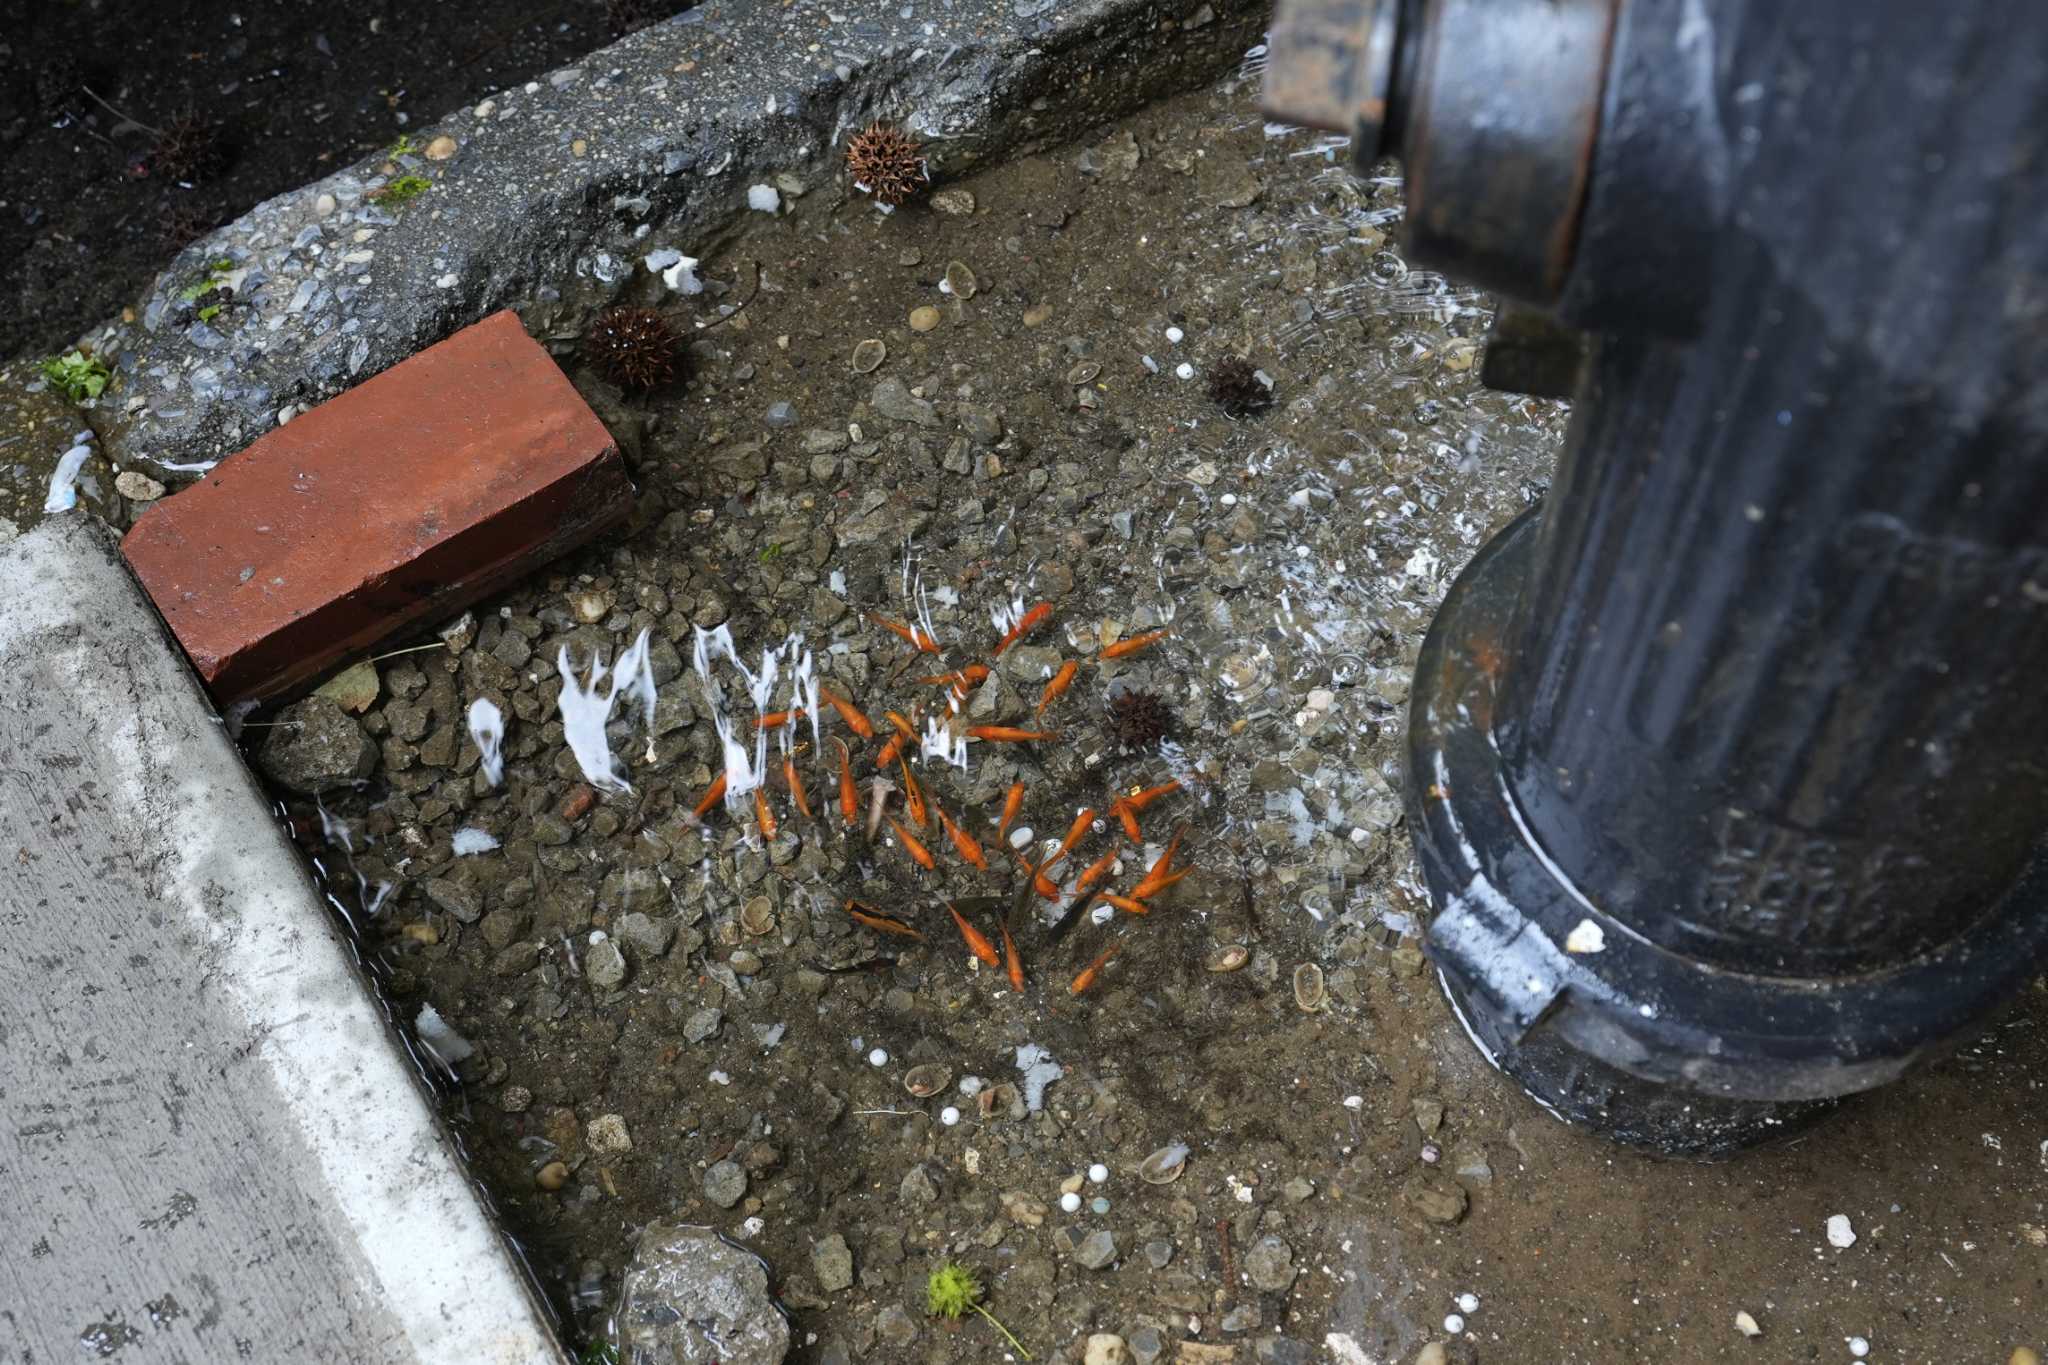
1456 1293 1479 1313
1059 1192 1082 1213
868 1048 889 1067
1443 1315 1465 1335
940 1106 961 1126
1175 362 1195 380
1165 326 1185 343
1848 1339 1869 1358
1088 1163 1109 1184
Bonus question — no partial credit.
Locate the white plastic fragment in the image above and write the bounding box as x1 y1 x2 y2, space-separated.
747 183 781 212
1015 1042 1063 1112
1734 1310 1762 1338
42 435 95 514
415 1004 474 1073
1174 362 1195 380
1564 918 1607 954
1165 325 1185 343
466 698 506 786
1826 1213 1857 1248
555 629 657 793
451 827 500 856
662 255 704 294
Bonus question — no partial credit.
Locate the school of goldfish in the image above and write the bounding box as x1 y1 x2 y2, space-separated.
690 601 1186 998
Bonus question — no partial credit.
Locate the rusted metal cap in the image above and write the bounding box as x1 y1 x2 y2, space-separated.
1264 0 1619 308
1262 0 1401 163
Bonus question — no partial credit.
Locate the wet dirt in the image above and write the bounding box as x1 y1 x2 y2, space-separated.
0 0 688 363
272 58 2047 1365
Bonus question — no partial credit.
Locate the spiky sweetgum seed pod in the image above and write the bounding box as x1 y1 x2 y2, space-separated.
1207 355 1272 418
583 306 680 392
847 123 927 207
1110 689 1172 748
152 114 225 184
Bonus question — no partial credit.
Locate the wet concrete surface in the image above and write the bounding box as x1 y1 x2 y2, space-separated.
269 59 2048 1365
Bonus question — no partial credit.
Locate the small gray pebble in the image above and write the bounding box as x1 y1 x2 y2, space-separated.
586 939 628 990
703 1159 748 1209
1072 1229 1117 1270
1243 1234 1297 1293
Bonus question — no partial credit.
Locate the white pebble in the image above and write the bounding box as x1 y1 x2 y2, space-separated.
1443 1314 1465 1335
1456 1293 1479 1313
1165 325 1185 343
1848 1338 1869 1358
959 1076 985 1096
709 1070 731 1086
1175 362 1195 380
1826 1213 1857 1248
1008 826 1035 849
747 183 781 212
1059 1192 1082 1213
1342 1095 1364 1110
940 1106 961 1126
868 1048 890 1067
1088 1163 1109 1184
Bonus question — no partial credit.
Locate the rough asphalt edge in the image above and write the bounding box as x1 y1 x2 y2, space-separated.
76 0 1266 479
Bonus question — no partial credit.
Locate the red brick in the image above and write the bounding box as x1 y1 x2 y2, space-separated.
121 310 632 704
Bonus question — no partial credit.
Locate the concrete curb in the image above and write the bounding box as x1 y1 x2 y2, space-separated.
0 515 563 1363
90 0 1265 477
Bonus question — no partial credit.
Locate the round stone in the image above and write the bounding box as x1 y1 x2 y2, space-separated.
1243 1235 1297 1293
424 135 458 160
115 471 166 501
703 1159 748 1209
536 1161 569 1191
909 306 942 332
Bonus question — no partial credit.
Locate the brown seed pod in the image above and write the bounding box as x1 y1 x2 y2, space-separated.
151 112 227 185
1206 354 1273 418
582 306 681 392
846 123 928 207
1108 688 1173 749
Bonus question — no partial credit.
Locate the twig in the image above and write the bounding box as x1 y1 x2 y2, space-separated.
1216 1218 1236 1307
79 84 163 137
692 260 762 332
368 641 448 662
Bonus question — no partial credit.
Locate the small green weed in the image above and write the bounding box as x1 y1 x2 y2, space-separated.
40 351 111 404
177 258 237 301
367 174 431 206
926 1261 1031 1360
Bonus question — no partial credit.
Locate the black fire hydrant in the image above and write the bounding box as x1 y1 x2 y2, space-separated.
1267 0 2048 1154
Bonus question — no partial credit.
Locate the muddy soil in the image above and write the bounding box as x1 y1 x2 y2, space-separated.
272 60 2047 1365
0 0 687 363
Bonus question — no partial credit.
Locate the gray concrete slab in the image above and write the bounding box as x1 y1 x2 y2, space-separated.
91 0 1265 478
0 514 562 1364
